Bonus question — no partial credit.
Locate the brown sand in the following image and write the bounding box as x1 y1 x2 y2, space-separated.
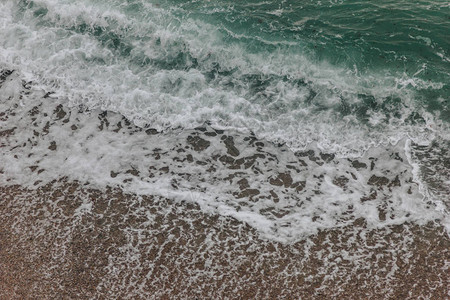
1 181 448 299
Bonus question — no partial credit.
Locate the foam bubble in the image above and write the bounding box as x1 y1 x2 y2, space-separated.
0 77 446 241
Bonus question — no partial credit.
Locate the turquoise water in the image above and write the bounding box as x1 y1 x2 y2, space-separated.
169 0 450 120
0 0 448 151
8 0 448 136
8 1 450 127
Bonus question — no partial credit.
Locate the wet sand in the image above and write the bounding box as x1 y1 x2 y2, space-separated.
1 70 449 299
1 181 448 299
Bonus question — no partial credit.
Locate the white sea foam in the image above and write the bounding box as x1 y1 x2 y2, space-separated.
1 0 449 241
1 0 447 156
1 74 447 242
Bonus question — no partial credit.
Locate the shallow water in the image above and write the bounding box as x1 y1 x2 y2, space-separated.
0 71 447 242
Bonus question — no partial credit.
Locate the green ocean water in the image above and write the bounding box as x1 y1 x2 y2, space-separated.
2 0 450 148
168 0 450 119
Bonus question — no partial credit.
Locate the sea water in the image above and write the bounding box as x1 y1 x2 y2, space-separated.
0 0 449 242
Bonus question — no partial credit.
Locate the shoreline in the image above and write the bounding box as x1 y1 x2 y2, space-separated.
1 74 444 242
1 68 449 298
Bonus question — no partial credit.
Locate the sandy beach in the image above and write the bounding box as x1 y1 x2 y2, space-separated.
1 181 449 299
